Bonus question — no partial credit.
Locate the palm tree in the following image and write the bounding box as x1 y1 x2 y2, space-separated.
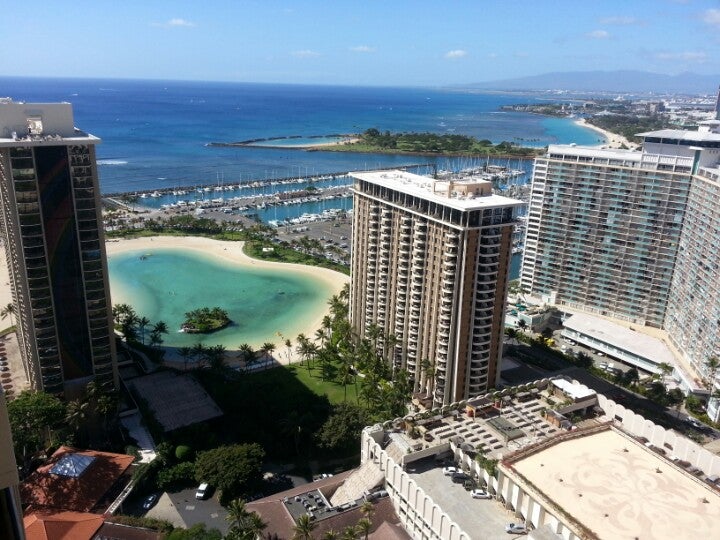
356 518 371 540
192 342 206 369
226 498 249 529
321 530 339 540
292 514 316 540
153 320 168 336
280 410 306 456
226 499 267 539
504 327 519 346
1 303 16 327
260 342 276 367
137 316 150 345
66 399 89 444
285 338 293 363
705 356 720 386
178 346 193 371
420 359 436 397
359 500 375 520
244 512 267 538
238 343 255 367
340 525 357 540
207 344 227 371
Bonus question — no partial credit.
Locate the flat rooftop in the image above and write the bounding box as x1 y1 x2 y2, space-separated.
407 457 516 540
638 127 720 142
0 99 97 146
562 312 676 368
507 428 720 540
396 384 571 460
546 144 695 168
350 170 522 211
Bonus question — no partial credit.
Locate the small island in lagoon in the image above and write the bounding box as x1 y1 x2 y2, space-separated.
181 306 231 334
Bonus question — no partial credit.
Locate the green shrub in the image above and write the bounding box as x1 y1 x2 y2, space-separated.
175 445 194 462
107 515 174 533
157 462 197 491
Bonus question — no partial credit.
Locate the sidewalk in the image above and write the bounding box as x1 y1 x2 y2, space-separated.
121 412 157 463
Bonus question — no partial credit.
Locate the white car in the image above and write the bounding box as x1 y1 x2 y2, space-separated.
505 523 527 534
195 483 209 500
471 489 491 499
442 466 458 476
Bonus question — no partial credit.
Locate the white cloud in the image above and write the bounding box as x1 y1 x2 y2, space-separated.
599 16 638 25
586 30 609 39
487 53 498 59
704 9 720 27
350 45 376 53
655 51 708 62
291 49 321 58
445 49 467 59
152 18 195 28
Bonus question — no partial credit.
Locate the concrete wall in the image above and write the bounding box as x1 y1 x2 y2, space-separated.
362 427 470 540
0 102 75 138
597 394 720 476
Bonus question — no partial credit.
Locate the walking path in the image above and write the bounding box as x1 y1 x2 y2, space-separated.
121 413 157 463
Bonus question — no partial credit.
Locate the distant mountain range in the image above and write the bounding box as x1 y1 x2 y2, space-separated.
461 71 720 95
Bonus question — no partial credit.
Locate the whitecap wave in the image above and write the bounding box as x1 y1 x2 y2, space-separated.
97 160 128 166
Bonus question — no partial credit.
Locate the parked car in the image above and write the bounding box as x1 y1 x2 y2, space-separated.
471 489 492 499
451 472 469 483
142 493 159 510
442 466 458 476
195 483 210 500
505 523 528 534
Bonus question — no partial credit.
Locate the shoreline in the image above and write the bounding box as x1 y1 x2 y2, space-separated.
574 118 638 150
106 236 349 365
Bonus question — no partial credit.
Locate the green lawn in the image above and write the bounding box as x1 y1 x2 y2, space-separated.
284 362 359 405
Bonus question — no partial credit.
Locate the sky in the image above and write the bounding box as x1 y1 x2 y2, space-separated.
1 0 719 86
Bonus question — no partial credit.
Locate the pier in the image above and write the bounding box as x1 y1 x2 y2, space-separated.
101 163 435 200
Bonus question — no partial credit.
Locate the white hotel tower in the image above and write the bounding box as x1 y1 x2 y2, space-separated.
522 116 720 418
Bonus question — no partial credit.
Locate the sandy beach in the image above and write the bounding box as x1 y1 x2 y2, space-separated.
106 236 349 365
252 136 361 150
575 118 638 150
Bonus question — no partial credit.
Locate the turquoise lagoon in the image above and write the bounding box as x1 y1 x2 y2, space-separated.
108 248 335 349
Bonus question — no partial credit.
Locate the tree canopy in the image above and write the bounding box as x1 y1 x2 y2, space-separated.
7 390 66 467
316 402 368 454
194 443 265 501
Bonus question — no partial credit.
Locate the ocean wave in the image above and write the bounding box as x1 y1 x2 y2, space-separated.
97 160 128 166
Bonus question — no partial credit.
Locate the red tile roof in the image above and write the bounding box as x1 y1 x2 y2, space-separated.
24 511 104 540
21 446 135 513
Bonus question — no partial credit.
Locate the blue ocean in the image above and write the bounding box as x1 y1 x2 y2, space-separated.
0 77 603 194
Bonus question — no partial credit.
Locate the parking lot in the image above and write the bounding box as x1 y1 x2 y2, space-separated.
145 487 230 535
407 457 524 539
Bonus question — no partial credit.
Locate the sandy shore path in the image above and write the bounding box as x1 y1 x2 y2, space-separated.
106 236 349 366
575 118 638 150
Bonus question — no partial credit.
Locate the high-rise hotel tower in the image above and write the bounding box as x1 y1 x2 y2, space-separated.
0 100 117 396
350 171 521 406
521 118 720 417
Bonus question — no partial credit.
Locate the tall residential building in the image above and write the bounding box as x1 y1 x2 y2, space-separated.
0 100 117 396
350 170 521 405
521 143 693 328
0 389 24 540
521 120 720 415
